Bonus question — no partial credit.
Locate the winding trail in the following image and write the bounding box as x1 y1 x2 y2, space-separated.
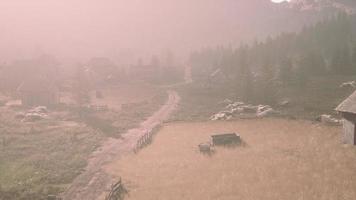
62 90 180 200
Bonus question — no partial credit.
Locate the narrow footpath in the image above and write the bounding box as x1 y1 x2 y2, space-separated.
62 91 180 200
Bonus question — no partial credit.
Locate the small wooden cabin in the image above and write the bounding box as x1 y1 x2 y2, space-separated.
17 77 59 107
336 91 356 145
211 133 241 146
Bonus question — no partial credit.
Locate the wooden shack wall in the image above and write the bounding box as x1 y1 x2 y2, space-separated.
342 119 355 145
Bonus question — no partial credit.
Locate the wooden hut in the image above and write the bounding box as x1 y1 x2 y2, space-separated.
17 77 59 107
336 91 356 145
211 133 241 146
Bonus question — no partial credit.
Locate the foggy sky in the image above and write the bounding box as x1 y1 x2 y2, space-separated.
0 0 282 63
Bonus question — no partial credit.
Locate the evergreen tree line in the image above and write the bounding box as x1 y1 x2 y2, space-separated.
189 12 356 104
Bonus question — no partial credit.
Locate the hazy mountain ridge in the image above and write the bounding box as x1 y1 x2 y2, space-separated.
287 0 356 13
0 0 353 62
243 0 356 41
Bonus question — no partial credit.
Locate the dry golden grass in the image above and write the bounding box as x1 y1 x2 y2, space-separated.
106 118 356 200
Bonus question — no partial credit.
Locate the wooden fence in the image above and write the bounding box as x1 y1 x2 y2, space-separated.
105 178 128 200
133 129 154 153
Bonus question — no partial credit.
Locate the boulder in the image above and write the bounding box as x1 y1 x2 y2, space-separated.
242 105 258 113
340 81 356 88
23 113 45 122
29 106 48 114
320 114 342 126
278 100 290 107
257 108 274 118
219 99 233 105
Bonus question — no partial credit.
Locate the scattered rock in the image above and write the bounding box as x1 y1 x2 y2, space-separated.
340 81 356 88
23 113 45 122
320 114 342 126
21 106 49 122
241 105 258 113
219 99 233 105
210 112 231 121
211 101 276 120
29 106 48 114
278 99 290 107
225 102 244 110
257 107 274 118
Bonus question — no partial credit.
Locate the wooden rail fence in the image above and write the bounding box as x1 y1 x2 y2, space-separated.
105 178 128 200
133 129 154 153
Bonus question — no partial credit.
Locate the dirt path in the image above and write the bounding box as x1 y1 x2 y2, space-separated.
62 90 180 200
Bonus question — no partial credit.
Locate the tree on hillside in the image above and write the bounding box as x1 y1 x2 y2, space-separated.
278 57 293 86
188 13 356 95
257 64 277 105
235 45 254 102
220 47 236 79
295 56 310 89
352 43 356 73
331 45 351 74
303 51 326 75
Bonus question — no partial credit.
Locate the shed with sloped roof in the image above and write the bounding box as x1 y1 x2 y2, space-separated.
336 90 356 145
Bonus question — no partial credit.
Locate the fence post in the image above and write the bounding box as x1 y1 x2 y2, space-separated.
134 129 155 153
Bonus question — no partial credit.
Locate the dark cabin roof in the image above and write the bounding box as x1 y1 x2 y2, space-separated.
17 77 57 93
336 90 356 114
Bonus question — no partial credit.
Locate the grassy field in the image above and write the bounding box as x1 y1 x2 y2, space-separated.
173 75 356 121
0 84 166 200
172 84 230 121
106 119 356 200
89 84 161 111
0 110 102 200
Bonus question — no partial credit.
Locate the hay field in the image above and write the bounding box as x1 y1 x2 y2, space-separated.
106 119 356 200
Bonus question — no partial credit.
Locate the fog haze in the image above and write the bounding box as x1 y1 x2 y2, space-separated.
0 1 228 62
1 0 294 63
1 0 346 63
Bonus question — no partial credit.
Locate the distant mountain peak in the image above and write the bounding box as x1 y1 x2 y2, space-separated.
287 0 356 13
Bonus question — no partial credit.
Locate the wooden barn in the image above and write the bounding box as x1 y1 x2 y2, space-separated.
336 91 356 145
17 77 59 107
